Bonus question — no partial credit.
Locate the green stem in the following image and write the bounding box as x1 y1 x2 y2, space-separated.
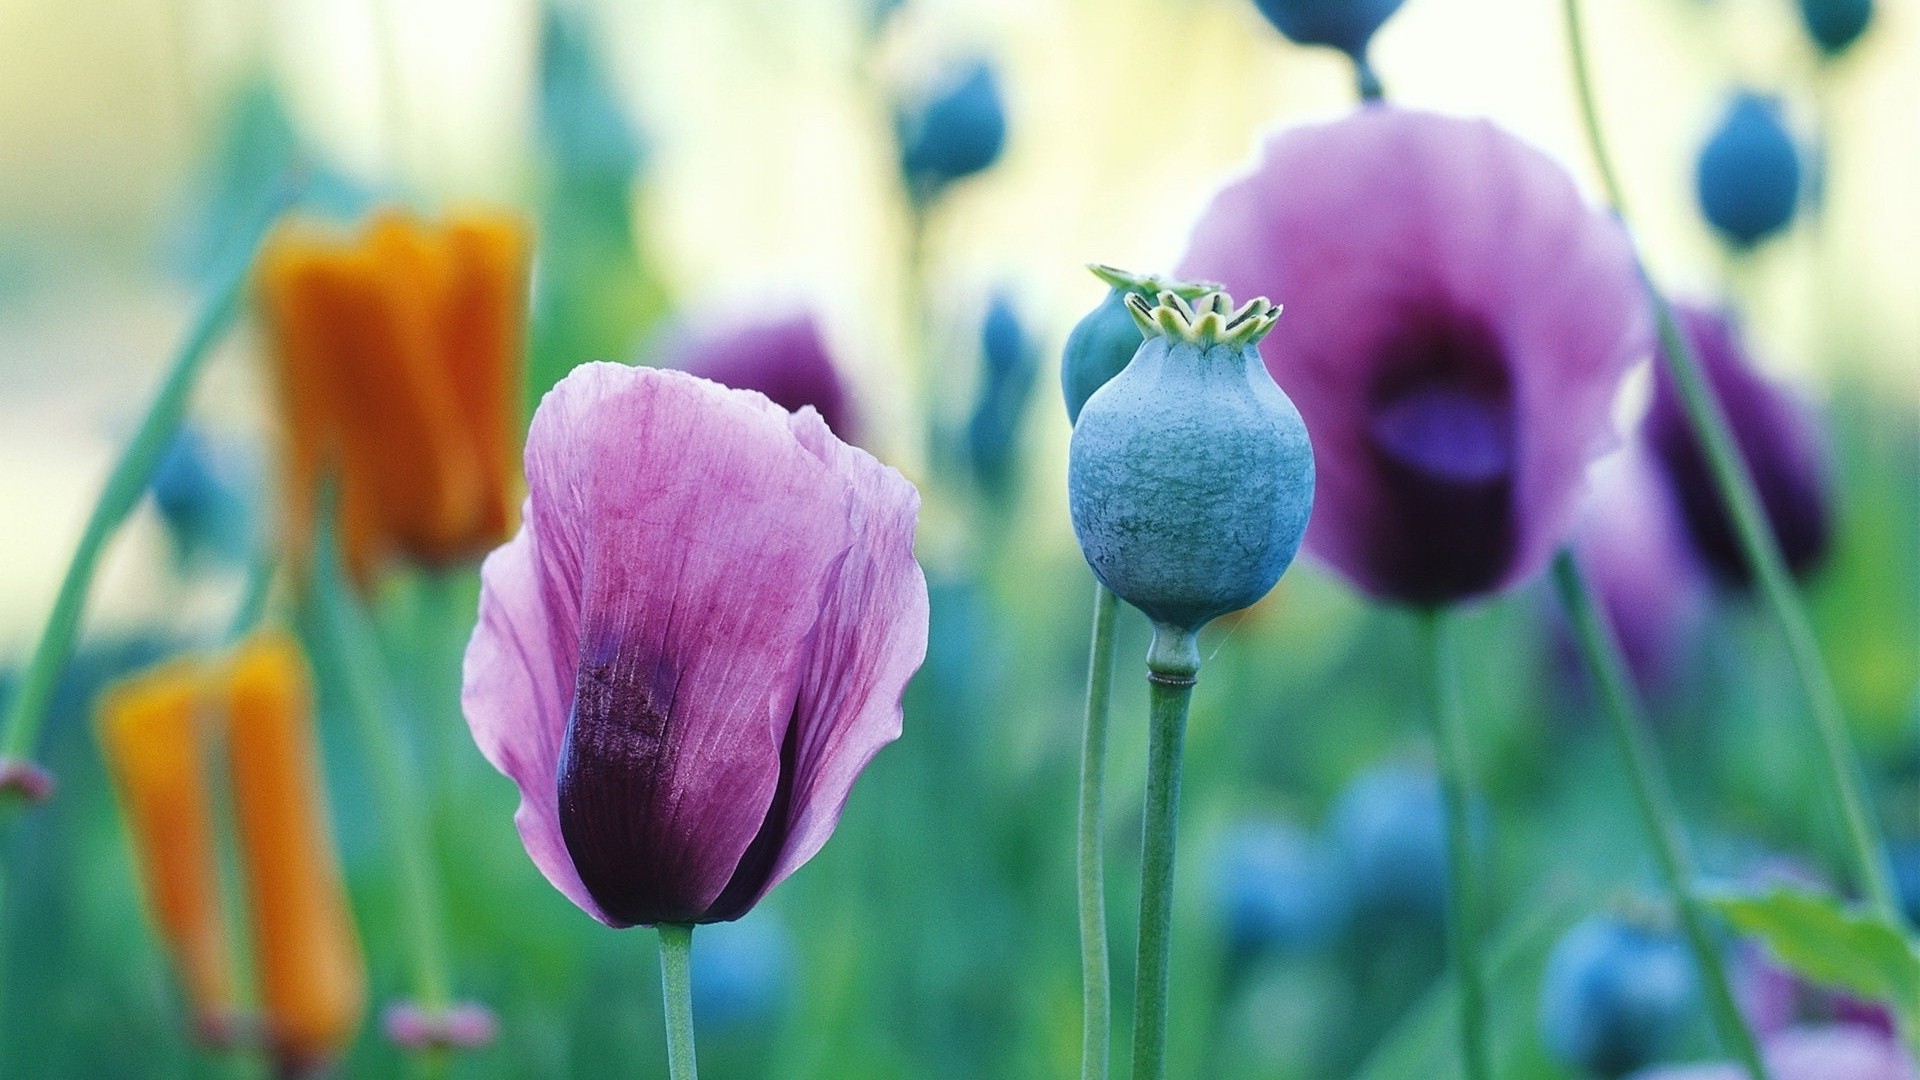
1078 584 1120 1080
1551 552 1771 1080
1419 610 1491 1080
303 524 453 1016
1130 624 1198 1080
1561 0 1899 926
224 554 280 645
659 924 699 1080
0 193 285 773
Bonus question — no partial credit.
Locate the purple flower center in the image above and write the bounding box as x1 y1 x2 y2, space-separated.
1361 313 1518 605
557 646 799 926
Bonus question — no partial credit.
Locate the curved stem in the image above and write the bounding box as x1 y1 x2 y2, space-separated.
659 924 699 1080
1078 584 1120 1080
0 191 285 776
1419 610 1491 1080
1561 0 1899 926
1130 625 1199 1080
1552 552 1771 1080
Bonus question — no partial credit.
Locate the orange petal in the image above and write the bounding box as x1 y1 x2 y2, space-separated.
432 211 531 560
222 633 365 1070
96 659 239 1042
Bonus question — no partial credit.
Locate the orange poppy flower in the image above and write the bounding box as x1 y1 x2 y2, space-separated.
222 633 366 1071
96 660 239 1045
258 209 531 585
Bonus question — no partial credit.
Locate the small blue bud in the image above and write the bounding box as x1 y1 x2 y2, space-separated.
897 60 1007 203
150 426 255 567
967 290 1038 503
1797 0 1872 56
1213 820 1345 957
690 913 793 1031
1695 92 1802 249
1329 763 1468 919
1067 288 1314 633
1249 0 1407 61
1538 914 1698 1078
1061 265 1217 425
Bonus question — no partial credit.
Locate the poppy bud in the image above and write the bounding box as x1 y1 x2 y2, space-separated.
1060 265 1216 425
1696 92 1802 249
1538 914 1699 1078
1212 819 1344 958
967 290 1038 502
1249 0 1407 64
1329 762 1451 919
897 59 1007 203
150 425 256 568
1797 0 1872 57
1067 288 1314 633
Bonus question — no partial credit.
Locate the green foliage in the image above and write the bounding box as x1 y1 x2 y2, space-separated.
1708 886 1920 1024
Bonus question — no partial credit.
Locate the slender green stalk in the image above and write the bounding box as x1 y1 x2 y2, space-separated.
1552 552 1771 1080
1130 625 1199 1080
1419 611 1491 1080
659 924 699 1080
0 194 285 776
224 555 280 645
1078 584 1120 1080
303 523 452 1016
1560 0 1899 925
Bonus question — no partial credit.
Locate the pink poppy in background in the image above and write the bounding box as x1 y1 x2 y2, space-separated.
1180 107 1650 605
666 312 860 444
464 363 928 927
1631 1024 1913 1080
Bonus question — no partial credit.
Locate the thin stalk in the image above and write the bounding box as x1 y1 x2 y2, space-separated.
659 924 699 1080
1078 584 1120 1080
0 192 285 776
224 555 280 645
1561 0 1899 925
303 525 452 1016
1552 552 1771 1080
1419 610 1491 1080
1130 624 1199 1080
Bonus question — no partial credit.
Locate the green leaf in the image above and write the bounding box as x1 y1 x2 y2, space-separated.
1708 886 1920 1025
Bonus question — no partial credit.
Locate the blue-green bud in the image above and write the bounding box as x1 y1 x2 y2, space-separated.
1067 287 1315 633
1061 265 1217 424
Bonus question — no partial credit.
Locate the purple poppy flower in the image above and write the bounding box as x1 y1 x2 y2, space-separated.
1643 304 1833 589
462 363 928 928
1178 107 1650 605
1568 451 1709 691
667 313 860 443
1629 1024 1913 1080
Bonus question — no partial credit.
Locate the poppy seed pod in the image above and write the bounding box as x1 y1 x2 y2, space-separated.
1250 0 1407 62
1644 305 1833 588
1696 93 1803 249
1797 0 1873 57
1060 265 1217 424
1067 289 1314 634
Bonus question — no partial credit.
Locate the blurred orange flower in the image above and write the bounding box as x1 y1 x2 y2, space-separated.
96 633 365 1070
258 209 532 585
222 633 365 1071
97 659 238 1045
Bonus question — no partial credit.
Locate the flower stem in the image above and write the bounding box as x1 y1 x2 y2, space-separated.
0 191 286 782
1130 624 1199 1080
1560 0 1900 927
1078 583 1120 1080
1551 552 1771 1080
658 924 699 1080
303 518 453 1017
1419 610 1491 1080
